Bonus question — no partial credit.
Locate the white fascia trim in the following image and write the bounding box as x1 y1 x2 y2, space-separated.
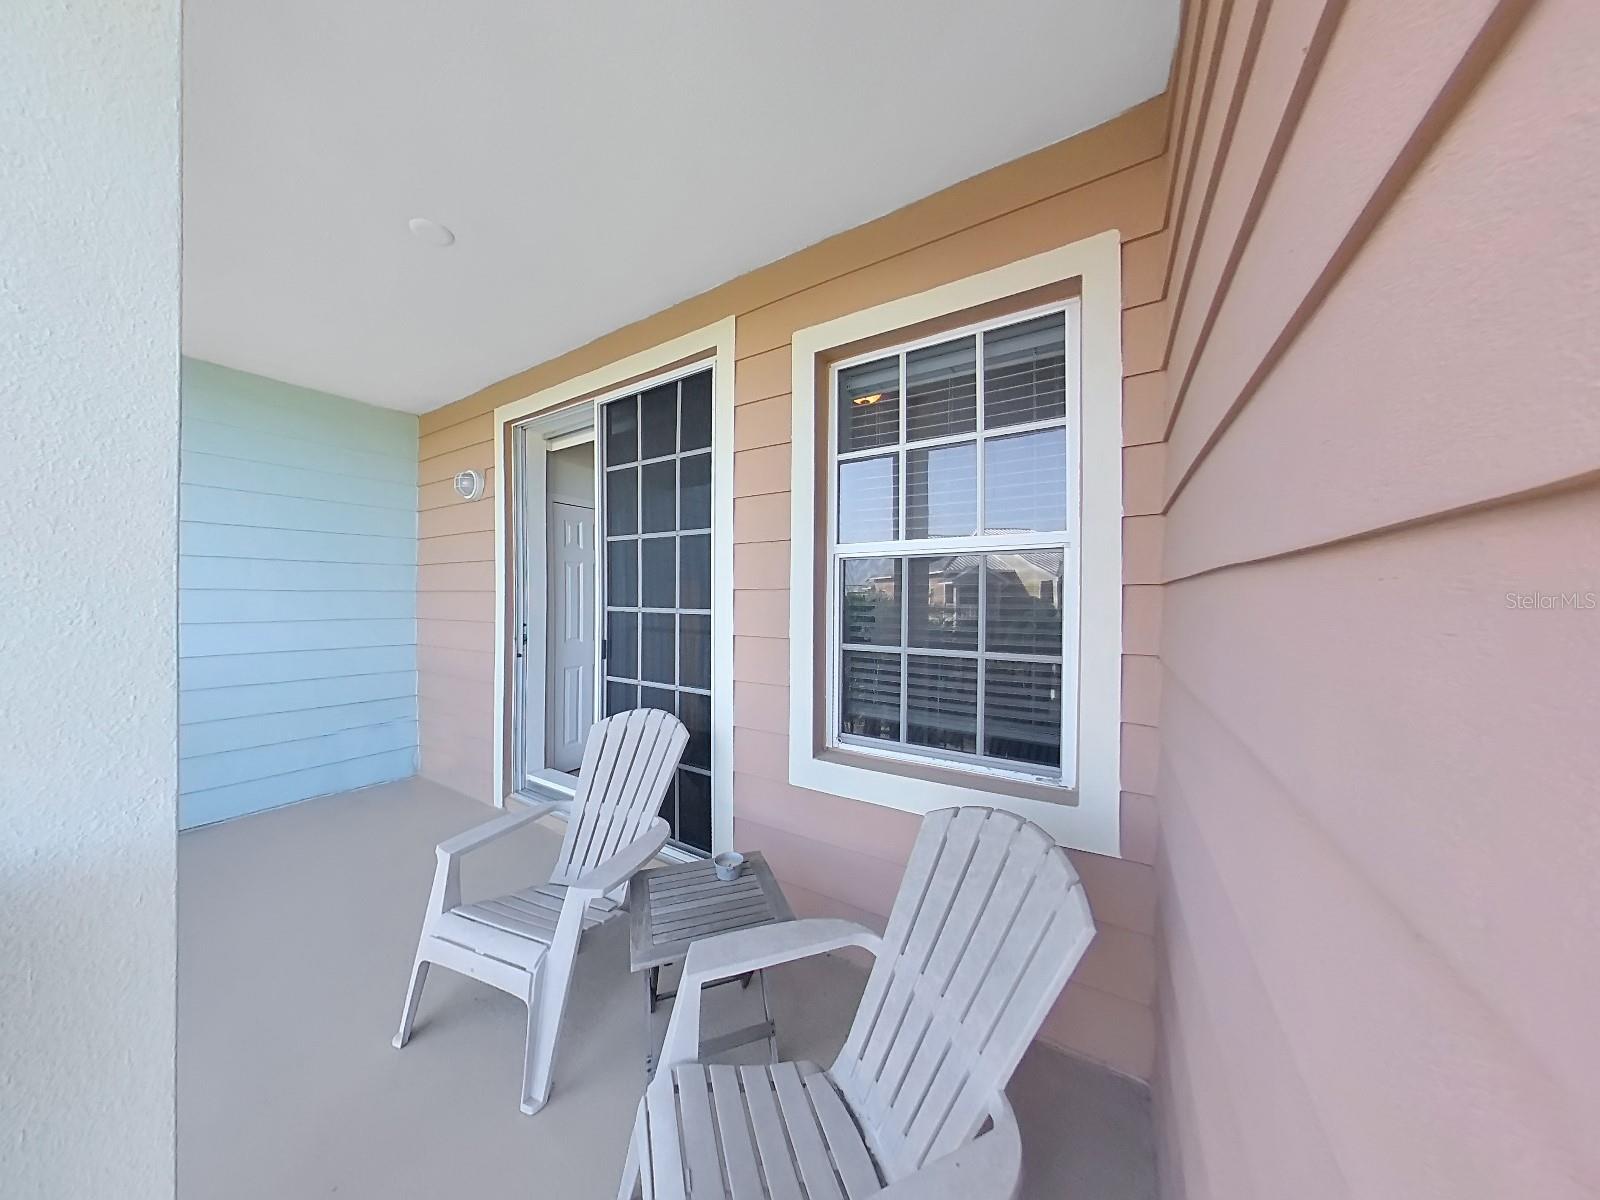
493 318 737 855
787 233 1124 857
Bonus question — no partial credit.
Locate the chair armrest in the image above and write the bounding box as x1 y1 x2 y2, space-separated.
435 801 560 858
421 802 562 919
539 820 672 973
682 918 882 989
568 818 670 898
871 1096 1022 1200
659 919 882 1068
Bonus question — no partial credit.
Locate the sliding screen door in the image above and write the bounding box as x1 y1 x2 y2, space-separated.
599 368 715 852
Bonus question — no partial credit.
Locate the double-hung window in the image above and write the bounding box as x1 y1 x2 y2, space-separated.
828 302 1079 786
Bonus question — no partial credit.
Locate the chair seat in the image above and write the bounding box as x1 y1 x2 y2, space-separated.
454 881 620 945
642 1060 885 1200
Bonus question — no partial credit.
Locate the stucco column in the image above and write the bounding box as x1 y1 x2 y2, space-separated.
1 2 181 1195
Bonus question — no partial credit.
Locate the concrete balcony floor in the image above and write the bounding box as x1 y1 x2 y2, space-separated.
178 777 1155 1198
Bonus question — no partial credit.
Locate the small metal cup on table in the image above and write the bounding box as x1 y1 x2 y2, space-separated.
626 850 794 1077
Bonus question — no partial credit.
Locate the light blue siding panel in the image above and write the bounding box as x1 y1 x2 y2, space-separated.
182 417 416 484
180 720 418 792
179 748 418 827
182 360 418 457
180 618 414 658
180 646 416 689
181 557 416 592
181 484 415 539
177 359 419 829
180 671 417 723
180 451 416 511
180 698 419 758
180 589 415 623
180 522 415 564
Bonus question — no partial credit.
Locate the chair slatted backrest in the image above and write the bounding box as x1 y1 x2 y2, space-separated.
551 709 689 884
832 807 1095 1179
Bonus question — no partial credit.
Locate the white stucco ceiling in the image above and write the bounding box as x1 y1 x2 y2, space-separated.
182 1 1179 413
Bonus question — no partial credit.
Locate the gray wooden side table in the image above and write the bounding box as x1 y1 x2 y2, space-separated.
626 851 795 1076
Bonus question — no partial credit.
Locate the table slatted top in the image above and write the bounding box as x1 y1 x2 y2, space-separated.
628 852 794 971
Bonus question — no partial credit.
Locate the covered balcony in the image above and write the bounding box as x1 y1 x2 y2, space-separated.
8 1 1596 1198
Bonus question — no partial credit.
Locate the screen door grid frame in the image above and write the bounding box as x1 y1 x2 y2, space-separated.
597 363 717 854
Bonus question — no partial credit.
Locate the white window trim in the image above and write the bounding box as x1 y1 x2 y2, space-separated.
493 318 736 856
788 233 1124 857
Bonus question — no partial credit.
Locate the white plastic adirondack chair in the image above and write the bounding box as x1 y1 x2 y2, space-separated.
393 708 688 1114
617 806 1095 1200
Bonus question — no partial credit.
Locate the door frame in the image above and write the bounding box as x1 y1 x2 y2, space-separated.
493 318 736 856
508 405 600 801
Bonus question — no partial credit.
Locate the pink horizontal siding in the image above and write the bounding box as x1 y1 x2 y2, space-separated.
1151 0 1600 1194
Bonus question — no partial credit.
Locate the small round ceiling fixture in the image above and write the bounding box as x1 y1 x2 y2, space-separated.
453 469 484 501
408 217 455 247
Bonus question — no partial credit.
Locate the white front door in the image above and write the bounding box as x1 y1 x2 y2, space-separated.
546 500 596 771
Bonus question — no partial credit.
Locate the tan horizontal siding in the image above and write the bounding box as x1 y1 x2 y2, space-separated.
417 690 493 746
1122 584 1164 656
731 443 790 498
417 530 493 567
731 540 789 591
733 773 921 866
1159 0 1273 382
732 635 787 687
1124 443 1167 517
415 410 497 799
1122 654 1164 726
730 682 787 737
415 590 490 623
1042 974 1159 1084
1120 722 1161 799
731 590 787 639
736 161 1169 361
418 499 493 539
1122 299 1171 376
733 345 790 407
735 816 904 917
731 728 788 784
1122 516 1166 584
417 677 493 724
1118 791 1160 866
418 440 493 486
1122 372 1167 447
1122 230 1173 308
415 96 1179 1073
732 492 788 544
417 414 493 461
733 395 791 451
417 560 493 593
416 642 493 685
